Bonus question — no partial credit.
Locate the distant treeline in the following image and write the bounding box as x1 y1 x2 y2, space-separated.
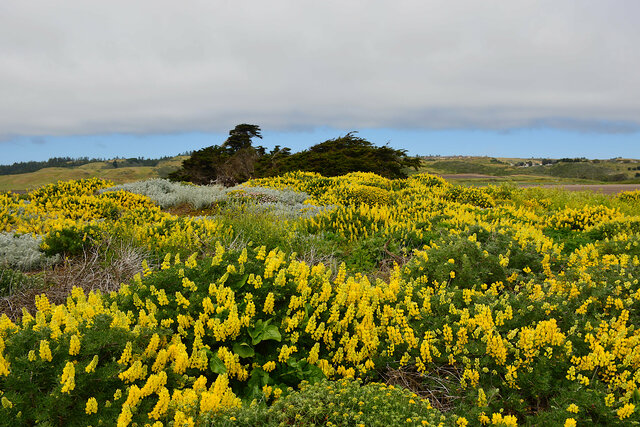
0 156 175 176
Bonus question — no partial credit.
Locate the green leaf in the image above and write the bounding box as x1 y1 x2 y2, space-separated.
249 319 280 345
261 325 281 343
233 342 255 358
304 364 326 383
209 354 227 374
232 273 249 290
247 367 271 399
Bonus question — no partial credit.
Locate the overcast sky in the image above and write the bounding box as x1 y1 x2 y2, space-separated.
1 0 639 163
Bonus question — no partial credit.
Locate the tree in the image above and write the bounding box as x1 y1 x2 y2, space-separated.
168 124 264 185
169 128 420 185
277 132 420 179
223 124 262 154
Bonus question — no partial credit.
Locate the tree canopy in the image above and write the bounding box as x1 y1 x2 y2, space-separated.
276 132 420 179
168 124 264 185
169 126 419 186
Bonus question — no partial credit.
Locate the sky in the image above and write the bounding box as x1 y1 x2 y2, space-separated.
1 0 639 164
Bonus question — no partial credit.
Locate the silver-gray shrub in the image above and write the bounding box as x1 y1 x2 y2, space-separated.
102 179 229 209
0 232 59 270
102 179 330 218
236 185 310 205
242 201 331 219
234 185 334 219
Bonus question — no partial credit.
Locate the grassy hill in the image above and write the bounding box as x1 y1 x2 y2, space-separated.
418 156 640 186
0 156 187 191
4 154 640 192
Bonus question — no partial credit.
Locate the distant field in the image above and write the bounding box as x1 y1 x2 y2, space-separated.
0 156 186 191
417 156 640 188
524 183 640 195
4 154 640 193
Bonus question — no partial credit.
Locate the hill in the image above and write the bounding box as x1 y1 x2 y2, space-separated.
0 156 187 191
418 156 640 186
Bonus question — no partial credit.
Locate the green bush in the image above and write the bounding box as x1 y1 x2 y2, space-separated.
0 268 43 296
444 185 495 208
41 225 100 258
1 311 178 426
206 379 447 426
402 226 549 290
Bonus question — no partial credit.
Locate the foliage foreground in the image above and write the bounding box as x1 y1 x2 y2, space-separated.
1 173 640 426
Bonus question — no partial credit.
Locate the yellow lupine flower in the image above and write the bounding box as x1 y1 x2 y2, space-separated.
85 397 98 414
85 355 99 373
118 342 133 365
69 334 81 356
617 403 635 420
60 362 75 393
263 292 275 314
39 340 53 362
566 403 579 413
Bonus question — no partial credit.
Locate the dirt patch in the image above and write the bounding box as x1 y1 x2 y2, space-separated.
435 173 498 179
0 241 146 320
522 184 640 195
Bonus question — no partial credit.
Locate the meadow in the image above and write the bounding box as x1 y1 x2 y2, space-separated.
418 156 640 188
0 156 187 192
1 172 640 426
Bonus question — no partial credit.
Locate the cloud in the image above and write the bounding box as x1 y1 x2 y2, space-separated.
0 0 638 137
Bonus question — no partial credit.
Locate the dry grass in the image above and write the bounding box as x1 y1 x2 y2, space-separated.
0 238 147 320
381 363 462 412
0 156 186 192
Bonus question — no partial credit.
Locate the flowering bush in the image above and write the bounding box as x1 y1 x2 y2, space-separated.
1 172 640 425
208 379 442 426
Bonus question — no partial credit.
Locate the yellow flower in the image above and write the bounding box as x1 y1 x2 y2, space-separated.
60 362 75 393
69 334 81 356
1 397 12 409
564 418 576 427
117 404 133 427
148 388 170 420
39 340 53 362
617 403 635 420
85 397 98 414
263 292 275 314
85 355 99 373
118 342 132 365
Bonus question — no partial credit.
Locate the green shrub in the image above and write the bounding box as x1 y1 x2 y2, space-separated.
41 225 100 258
1 311 177 426
444 185 495 208
407 173 449 188
206 379 447 426
342 184 394 206
0 268 43 296
402 226 549 290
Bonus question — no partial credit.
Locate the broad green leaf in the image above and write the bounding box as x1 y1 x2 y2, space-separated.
233 342 255 358
209 354 227 374
261 325 281 342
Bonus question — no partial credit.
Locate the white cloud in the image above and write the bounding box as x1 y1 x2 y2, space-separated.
0 0 638 137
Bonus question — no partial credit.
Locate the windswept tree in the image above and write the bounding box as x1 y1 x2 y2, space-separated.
168 124 265 185
170 128 419 185
277 132 420 179
223 124 262 153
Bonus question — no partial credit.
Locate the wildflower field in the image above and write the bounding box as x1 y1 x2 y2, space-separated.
1 172 640 426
